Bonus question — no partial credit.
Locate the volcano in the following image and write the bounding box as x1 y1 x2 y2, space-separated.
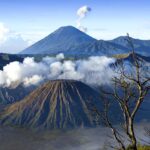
0 80 102 129
20 26 96 55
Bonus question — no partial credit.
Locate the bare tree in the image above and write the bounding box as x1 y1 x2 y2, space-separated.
92 35 150 150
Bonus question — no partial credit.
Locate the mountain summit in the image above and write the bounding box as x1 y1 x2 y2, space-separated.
20 26 127 56
0 80 102 129
20 26 96 55
20 26 150 56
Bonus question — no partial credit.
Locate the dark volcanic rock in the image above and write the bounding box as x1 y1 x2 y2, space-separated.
0 85 35 104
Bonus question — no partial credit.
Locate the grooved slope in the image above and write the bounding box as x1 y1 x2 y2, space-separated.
0 80 102 129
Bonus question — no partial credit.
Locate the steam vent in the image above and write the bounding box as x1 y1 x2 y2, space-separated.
0 80 102 129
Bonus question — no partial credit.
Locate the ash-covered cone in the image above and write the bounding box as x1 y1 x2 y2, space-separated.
0 80 102 129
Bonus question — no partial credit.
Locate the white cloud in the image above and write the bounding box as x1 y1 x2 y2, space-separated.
0 53 116 88
0 23 10 42
0 22 29 53
23 75 43 87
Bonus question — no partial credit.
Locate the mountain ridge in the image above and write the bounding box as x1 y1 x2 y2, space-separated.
111 36 150 56
20 26 150 56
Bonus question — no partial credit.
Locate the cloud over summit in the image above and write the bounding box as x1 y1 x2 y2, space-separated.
0 54 116 88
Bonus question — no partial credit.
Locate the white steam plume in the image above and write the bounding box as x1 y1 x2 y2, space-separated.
76 6 91 32
0 53 116 88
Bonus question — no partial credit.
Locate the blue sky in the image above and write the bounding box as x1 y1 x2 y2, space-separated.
0 0 150 53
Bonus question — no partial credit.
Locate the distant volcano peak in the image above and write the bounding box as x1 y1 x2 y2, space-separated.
20 25 96 55
54 25 80 32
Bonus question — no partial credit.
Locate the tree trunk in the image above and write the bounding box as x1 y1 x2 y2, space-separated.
128 118 137 150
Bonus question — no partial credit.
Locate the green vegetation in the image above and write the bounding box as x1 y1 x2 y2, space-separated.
127 144 150 150
112 53 131 59
137 145 150 150
1 54 10 61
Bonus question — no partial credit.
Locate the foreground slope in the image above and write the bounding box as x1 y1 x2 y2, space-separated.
0 80 102 129
0 85 35 104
